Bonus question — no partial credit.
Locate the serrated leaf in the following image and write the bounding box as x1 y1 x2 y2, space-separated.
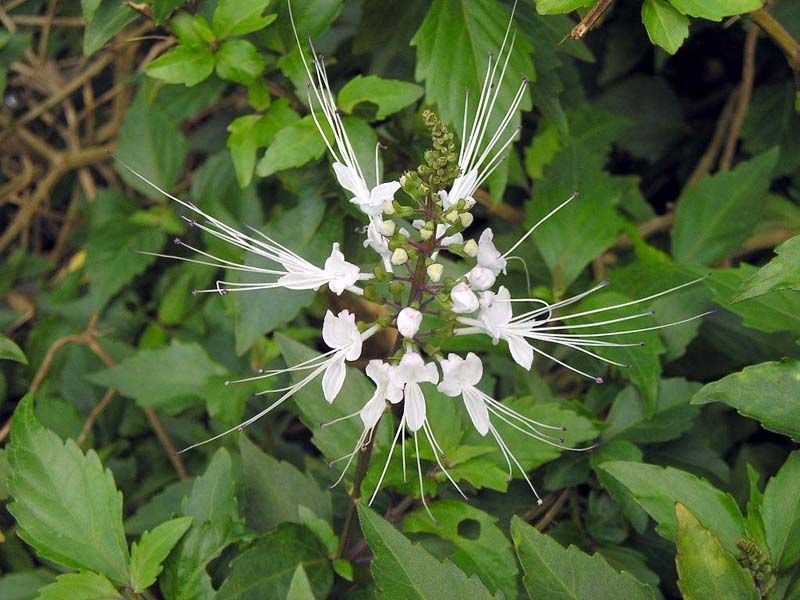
36 572 122 600
88 341 226 413
642 0 689 54
239 436 331 532
83 0 137 56
761 452 800 570
145 45 215 87
691 360 800 442
7 396 130 585
0 335 27 364
215 39 265 85
338 75 423 120
671 149 778 266
256 116 326 177
733 235 800 301
129 516 193 593
667 0 763 21
216 523 333 600
599 461 746 552
358 505 494 600
675 504 759 600
510 516 658 599
403 500 519 598
213 0 275 39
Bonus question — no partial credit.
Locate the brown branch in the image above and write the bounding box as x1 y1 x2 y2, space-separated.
720 26 758 171
473 189 525 224
535 488 570 532
571 0 615 40
686 92 737 186
732 228 796 260
748 8 800 75
77 388 116 446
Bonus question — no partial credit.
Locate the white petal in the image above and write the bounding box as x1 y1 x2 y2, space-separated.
420 361 440 385
463 387 490 436
463 352 484 386
322 355 347 403
278 272 323 290
360 392 386 429
397 307 423 338
506 335 534 370
370 181 401 204
333 162 368 198
451 282 479 314
404 382 427 432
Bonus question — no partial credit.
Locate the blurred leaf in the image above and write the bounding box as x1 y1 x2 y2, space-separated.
256 116 326 177
239 436 331 532
603 378 701 443
706 265 800 333
0 335 26 364
129 516 193 593
7 396 130 585
0 570 54 600
733 235 800 301
599 461 746 552
741 82 800 176
36 572 122 600
213 0 275 39
671 149 778 266
215 40 265 85
216 523 333 600
83 0 137 56
145 45 215 87
667 0 764 21
642 0 689 54
761 452 800 570
534 0 594 15
286 565 315 600
691 360 800 442
115 93 188 200
675 503 759 600
403 500 519 598
151 0 184 24
510 516 658 599
358 505 495 600
338 75 423 120
88 341 226 413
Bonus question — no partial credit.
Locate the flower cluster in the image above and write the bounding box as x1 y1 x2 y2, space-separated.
119 3 709 515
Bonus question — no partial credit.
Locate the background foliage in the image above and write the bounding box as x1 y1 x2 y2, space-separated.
1 0 799 598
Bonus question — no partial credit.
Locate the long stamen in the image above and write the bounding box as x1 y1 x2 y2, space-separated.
414 432 435 521
369 417 406 505
490 424 542 504
423 422 467 500
502 192 578 259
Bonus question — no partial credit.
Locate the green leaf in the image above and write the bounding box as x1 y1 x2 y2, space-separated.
7 396 130 585
599 461 746 552
667 0 764 21
256 116 326 177
671 149 778 266
129 516 194 593
215 39 265 85
0 570 54 600
36 572 122 600
216 523 333 600
213 0 275 39
534 0 594 15
85 215 165 310
83 0 137 56
706 265 800 333
227 100 300 188
338 75 423 120
675 503 759 600
239 436 331 532
286 565 315 600
145 45 215 87
403 500 519 598
510 516 658 599
591 441 649 534
692 359 800 441
741 82 800 176
603 378 701 443
733 235 800 301
0 334 26 364
88 341 227 413
358 505 495 600
412 0 533 145
642 0 690 54
115 93 188 200
761 452 800 569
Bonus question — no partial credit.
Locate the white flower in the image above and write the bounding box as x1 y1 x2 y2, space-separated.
272 242 360 295
450 282 479 314
397 307 423 338
438 353 489 435
392 353 439 432
363 222 393 272
467 266 496 291
476 228 507 275
321 309 363 402
439 170 478 210
333 162 401 218
391 248 408 266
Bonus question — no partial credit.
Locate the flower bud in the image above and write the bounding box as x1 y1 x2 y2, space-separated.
420 228 433 241
389 280 405 299
463 239 478 257
468 266 496 291
379 220 396 236
450 282 479 313
397 307 423 338
459 212 474 228
445 210 458 223
391 248 409 265
383 201 396 215
427 263 444 282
